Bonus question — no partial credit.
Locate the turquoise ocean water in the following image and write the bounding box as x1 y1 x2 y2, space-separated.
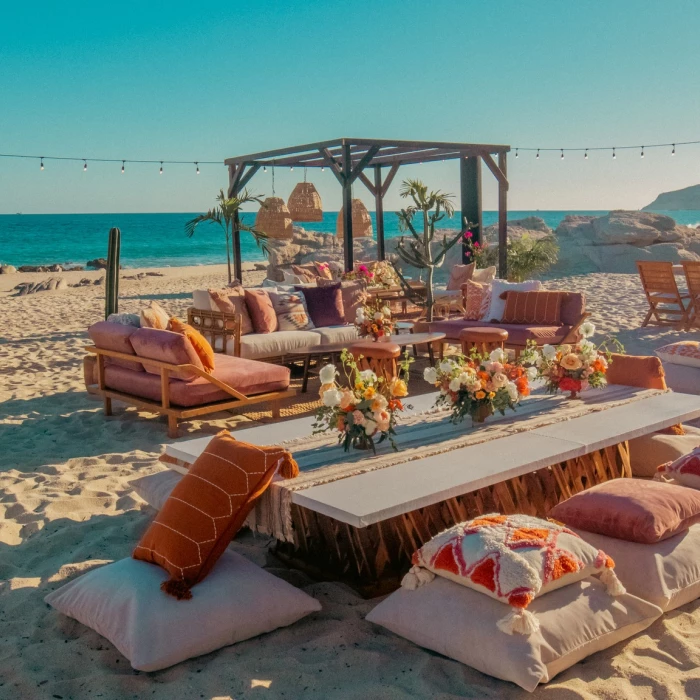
1 211 699 269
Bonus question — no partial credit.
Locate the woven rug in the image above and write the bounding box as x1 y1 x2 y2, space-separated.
247 385 666 542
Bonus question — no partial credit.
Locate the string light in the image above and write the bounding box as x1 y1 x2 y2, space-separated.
195 162 199 174
641 147 644 158
159 162 163 174
584 149 588 159
560 149 564 160
613 148 616 159
40 158 44 170
321 166 325 172
83 160 87 172
672 144 676 156
515 148 518 158
263 165 267 172
290 166 293 172
536 149 540 159
121 160 125 173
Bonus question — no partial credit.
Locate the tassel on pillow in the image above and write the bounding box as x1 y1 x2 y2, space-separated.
496 608 540 636
598 567 626 596
401 566 435 591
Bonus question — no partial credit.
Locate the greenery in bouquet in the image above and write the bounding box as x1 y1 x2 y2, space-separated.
355 298 394 340
424 347 535 424
313 349 412 452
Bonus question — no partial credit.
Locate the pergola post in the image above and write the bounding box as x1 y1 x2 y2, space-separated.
498 152 508 280
460 156 482 264
374 165 385 261
227 164 240 283
341 142 354 272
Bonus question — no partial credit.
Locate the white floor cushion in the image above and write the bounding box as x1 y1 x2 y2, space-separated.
663 362 700 395
45 550 321 672
366 576 661 692
572 524 700 611
131 471 182 511
629 426 700 478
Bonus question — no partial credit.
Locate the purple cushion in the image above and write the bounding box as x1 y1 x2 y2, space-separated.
88 321 144 372
129 328 204 380
428 319 571 346
550 479 700 544
104 355 290 407
296 283 346 327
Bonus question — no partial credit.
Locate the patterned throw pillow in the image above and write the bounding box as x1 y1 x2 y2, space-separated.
208 288 254 335
402 514 624 635
133 431 298 599
656 341 700 369
446 263 475 291
658 447 700 489
463 280 486 321
268 291 315 331
140 301 170 330
501 290 564 325
314 261 334 280
168 317 215 373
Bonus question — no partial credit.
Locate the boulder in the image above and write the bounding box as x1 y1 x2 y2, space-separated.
12 277 67 295
87 258 109 269
48 264 63 272
580 242 699 274
484 217 552 243
18 265 49 272
0 264 17 274
590 210 683 246
555 215 596 240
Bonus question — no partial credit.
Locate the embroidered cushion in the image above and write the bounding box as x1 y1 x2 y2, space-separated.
133 431 298 599
446 263 475 291
208 287 254 335
501 290 564 325
463 280 487 321
405 514 623 634
244 288 279 333
168 317 215 374
656 340 700 368
367 576 661 692
268 290 315 332
140 301 170 330
657 446 700 489
549 479 700 544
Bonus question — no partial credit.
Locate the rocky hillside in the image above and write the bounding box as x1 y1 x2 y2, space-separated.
643 184 700 211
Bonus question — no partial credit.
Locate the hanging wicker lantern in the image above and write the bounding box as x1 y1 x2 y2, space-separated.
287 182 323 222
336 199 373 238
255 197 293 240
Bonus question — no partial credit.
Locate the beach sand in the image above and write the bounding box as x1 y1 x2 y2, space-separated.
1 266 699 699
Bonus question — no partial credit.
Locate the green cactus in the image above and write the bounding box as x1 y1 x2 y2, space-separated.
105 227 121 319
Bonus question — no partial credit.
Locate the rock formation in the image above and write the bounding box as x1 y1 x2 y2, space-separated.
643 184 700 211
12 277 68 295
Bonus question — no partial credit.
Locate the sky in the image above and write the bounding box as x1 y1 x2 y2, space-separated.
1 0 699 215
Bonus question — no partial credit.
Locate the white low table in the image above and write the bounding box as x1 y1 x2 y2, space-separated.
164 388 700 594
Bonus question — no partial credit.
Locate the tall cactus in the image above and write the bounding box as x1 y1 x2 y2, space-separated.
105 227 121 319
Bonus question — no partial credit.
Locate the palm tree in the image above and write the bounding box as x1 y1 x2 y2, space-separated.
185 189 269 284
394 179 464 322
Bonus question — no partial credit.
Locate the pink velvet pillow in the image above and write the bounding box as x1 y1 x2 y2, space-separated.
244 289 278 334
550 479 700 544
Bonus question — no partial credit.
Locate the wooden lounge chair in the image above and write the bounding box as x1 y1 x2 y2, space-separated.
682 261 700 329
637 261 691 328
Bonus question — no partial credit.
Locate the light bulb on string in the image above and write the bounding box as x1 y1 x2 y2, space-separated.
612 148 616 159
536 149 540 159
40 158 44 171
321 166 325 172
290 166 293 172
515 149 518 158
672 144 676 156
83 160 87 172
263 165 267 172
195 162 200 175
159 162 163 175
641 147 645 158
560 149 564 160
584 149 588 160
121 161 125 173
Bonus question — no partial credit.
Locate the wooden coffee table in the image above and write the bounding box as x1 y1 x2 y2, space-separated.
290 332 446 392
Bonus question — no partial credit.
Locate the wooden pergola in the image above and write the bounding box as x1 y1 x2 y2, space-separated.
224 138 510 281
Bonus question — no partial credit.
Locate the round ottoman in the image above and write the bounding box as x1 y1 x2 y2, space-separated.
459 327 509 356
348 340 402 382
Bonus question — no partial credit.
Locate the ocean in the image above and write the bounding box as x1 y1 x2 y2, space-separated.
1 210 699 269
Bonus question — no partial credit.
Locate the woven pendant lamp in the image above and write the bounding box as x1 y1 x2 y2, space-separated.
287 182 323 222
255 196 293 240
336 199 373 238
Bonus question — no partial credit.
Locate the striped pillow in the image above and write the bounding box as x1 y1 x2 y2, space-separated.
501 291 564 325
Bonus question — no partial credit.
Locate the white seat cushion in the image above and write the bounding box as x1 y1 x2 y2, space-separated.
311 325 359 344
572 525 700 611
234 330 322 359
45 550 321 672
131 471 183 511
663 363 700 394
366 576 661 692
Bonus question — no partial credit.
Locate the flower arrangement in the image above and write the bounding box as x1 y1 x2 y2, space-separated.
424 347 535 424
462 230 490 269
371 260 400 288
355 298 394 341
314 349 411 452
342 263 375 283
530 322 615 399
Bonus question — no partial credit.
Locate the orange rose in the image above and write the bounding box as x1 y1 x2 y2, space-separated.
515 376 530 397
475 390 486 400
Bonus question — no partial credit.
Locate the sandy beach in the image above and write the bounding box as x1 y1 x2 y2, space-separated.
1 265 699 700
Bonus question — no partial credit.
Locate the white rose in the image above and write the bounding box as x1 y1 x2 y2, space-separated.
439 360 454 373
364 419 377 435
322 389 343 407
448 378 462 392
542 344 557 361
374 311 384 321
489 348 506 364
457 372 472 385
381 306 392 317
359 369 377 383
526 366 538 380
423 367 438 383
507 382 519 401
355 308 365 322
491 372 508 389
319 364 337 385
580 321 596 339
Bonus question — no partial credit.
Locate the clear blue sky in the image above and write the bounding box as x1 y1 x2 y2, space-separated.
1 0 699 214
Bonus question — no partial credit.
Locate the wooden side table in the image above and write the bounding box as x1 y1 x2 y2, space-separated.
347 341 402 383
459 327 509 356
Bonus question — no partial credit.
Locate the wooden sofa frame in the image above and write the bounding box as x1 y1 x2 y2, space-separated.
84 345 296 438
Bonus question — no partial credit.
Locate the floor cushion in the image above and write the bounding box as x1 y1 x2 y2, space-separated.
549 478 700 544
629 426 700 478
571 525 700 611
366 576 661 692
663 362 700 394
657 445 700 489
45 551 321 672
656 341 700 369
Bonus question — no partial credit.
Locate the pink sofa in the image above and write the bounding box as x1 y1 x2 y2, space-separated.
85 322 294 437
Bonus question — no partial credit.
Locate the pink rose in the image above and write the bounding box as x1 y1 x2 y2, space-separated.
352 410 365 426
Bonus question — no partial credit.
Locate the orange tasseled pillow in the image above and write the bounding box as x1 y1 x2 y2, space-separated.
133 431 299 599
606 354 667 390
168 317 215 373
